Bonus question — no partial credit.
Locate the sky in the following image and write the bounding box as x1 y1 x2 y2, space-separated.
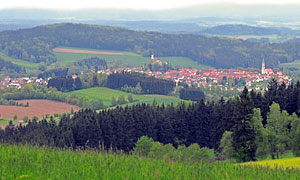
1 0 300 10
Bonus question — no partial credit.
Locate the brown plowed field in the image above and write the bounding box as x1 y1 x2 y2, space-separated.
0 99 80 120
53 47 124 55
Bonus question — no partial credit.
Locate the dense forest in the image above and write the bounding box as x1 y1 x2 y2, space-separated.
107 72 175 95
1 79 300 162
0 23 300 68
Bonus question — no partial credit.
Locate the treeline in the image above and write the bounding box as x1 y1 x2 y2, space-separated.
0 84 104 110
47 72 175 95
0 85 83 107
38 57 107 79
47 73 108 92
0 59 26 77
107 72 175 95
1 23 300 68
48 76 82 92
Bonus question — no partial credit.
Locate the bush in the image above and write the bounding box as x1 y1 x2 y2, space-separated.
133 136 154 156
132 136 215 163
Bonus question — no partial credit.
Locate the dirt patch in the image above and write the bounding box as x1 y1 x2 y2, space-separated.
53 47 124 56
0 99 80 120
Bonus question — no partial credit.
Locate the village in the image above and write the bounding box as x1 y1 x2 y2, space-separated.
0 56 292 92
0 77 47 89
99 56 292 92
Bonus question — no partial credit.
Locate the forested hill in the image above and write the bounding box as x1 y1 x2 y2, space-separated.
0 23 299 68
200 24 283 36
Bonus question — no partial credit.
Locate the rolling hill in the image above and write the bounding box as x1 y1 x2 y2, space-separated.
1 23 300 70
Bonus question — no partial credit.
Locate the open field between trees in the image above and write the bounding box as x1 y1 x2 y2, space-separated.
0 145 299 180
0 99 79 120
67 87 182 107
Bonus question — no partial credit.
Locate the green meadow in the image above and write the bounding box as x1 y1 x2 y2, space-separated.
53 46 210 69
0 144 299 180
67 87 182 107
280 60 300 69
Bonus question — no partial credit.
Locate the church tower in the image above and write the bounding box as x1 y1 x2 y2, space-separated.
261 58 266 74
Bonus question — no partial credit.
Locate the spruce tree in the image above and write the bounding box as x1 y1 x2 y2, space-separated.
232 87 257 162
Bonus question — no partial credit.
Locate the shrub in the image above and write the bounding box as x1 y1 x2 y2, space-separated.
133 136 154 157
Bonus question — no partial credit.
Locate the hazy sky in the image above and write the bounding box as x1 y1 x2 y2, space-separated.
1 0 300 10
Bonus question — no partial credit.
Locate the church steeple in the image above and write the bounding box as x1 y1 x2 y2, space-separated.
261 58 266 74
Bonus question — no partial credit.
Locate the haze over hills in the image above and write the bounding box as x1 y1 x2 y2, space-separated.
1 3 300 21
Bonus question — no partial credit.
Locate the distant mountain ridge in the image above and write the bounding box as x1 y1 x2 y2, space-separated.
200 24 282 36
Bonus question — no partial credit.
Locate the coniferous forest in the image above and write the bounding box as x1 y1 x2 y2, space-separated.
1 79 300 162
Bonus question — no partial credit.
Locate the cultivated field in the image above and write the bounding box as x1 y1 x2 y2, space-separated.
0 144 299 179
67 87 183 107
0 99 80 120
53 47 124 56
241 157 300 170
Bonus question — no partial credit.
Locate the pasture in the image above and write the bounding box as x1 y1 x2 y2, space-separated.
67 87 182 107
0 144 299 179
279 60 300 69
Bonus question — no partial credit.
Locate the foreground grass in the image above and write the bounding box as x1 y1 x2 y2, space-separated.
67 87 182 107
53 46 210 69
241 157 300 170
0 144 299 179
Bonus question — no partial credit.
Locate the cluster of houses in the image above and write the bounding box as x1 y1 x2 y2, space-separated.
1 56 292 92
98 57 292 91
0 77 47 89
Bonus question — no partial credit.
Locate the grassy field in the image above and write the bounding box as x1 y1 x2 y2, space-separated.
0 52 39 71
279 60 300 69
0 120 17 125
67 87 182 107
241 157 300 170
0 144 299 179
54 46 210 69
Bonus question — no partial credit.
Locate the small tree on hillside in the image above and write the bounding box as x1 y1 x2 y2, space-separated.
128 94 134 103
117 95 127 105
133 136 154 157
219 131 235 160
111 97 117 106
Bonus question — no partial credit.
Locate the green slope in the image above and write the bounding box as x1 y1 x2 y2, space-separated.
279 60 300 69
67 87 182 107
54 46 210 69
0 145 299 179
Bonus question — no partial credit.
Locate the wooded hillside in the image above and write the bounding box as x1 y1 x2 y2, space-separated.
1 23 299 68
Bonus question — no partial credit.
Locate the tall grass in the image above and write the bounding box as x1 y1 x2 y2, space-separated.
0 144 299 179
